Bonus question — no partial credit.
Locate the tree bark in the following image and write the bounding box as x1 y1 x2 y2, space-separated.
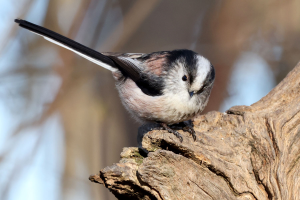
89 62 300 200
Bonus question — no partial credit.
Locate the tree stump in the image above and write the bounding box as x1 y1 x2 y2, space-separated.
89 62 300 200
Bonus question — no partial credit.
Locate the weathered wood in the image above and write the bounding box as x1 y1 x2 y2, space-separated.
90 62 300 200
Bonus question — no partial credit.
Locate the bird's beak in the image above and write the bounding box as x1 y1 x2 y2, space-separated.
189 91 194 97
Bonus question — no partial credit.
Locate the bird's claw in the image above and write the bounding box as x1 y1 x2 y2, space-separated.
160 123 184 142
152 122 196 142
182 126 196 141
168 129 183 142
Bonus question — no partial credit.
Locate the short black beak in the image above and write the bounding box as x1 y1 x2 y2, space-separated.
189 91 194 97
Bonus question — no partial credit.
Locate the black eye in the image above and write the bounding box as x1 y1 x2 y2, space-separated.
182 75 188 81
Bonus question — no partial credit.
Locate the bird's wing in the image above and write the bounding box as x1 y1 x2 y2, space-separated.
14 19 142 81
102 52 146 59
101 52 146 81
105 52 166 96
103 52 167 76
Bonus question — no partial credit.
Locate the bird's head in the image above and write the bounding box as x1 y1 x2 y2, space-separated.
162 49 215 101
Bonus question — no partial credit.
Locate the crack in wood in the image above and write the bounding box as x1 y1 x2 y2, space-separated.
281 110 300 133
250 157 272 200
265 118 280 158
136 171 163 200
264 118 282 198
205 164 258 200
159 138 259 199
188 178 213 199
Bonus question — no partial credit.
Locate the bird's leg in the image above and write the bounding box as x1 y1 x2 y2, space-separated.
169 120 196 141
159 123 183 142
152 121 196 142
182 121 196 141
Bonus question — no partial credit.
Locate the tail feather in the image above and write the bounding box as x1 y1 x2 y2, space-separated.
15 19 117 72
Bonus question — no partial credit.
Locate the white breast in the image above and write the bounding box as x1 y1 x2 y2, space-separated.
116 78 207 124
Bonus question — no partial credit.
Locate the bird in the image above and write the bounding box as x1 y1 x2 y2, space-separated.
14 19 215 142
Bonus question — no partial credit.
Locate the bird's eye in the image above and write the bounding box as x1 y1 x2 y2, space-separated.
182 75 188 81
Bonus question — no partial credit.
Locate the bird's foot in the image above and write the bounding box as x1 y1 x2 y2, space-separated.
170 120 196 141
152 121 196 142
159 123 183 142
182 125 196 141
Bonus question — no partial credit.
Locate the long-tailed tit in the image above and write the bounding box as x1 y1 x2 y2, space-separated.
14 19 215 142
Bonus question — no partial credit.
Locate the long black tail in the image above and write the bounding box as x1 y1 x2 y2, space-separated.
15 19 117 71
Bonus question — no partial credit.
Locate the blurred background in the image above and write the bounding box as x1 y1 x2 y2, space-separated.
0 0 299 199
